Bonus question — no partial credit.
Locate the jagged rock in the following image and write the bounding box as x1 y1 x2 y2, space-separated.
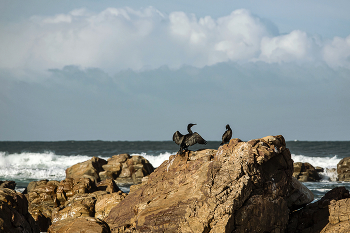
337 157 350 181
293 162 322 181
96 178 121 193
48 217 110 233
0 180 16 190
52 183 126 223
52 192 100 223
287 186 350 233
95 191 127 220
105 135 305 233
102 154 155 185
56 178 97 205
321 197 350 232
0 187 39 233
66 156 107 182
26 179 60 232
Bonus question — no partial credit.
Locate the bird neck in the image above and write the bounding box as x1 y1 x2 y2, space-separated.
187 126 193 134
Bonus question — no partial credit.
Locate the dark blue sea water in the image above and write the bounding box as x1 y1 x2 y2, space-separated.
1 140 350 199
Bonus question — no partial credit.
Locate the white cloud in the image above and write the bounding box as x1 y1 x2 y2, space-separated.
258 30 320 63
322 35 350 69
0 6 349 76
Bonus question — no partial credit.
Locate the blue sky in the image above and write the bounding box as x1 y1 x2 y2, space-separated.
0 1 350 141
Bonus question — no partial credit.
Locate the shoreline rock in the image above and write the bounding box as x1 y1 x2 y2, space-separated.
105 135 302 232
2 136 350 232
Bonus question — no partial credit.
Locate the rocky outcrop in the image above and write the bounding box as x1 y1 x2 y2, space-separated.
293 162 322 181
101 153 155 185
337 157 350 181
25 178 123 232
66 156 107 182
287 186 350 233
65 154 154 185
0 187 39 233
105 135 305 233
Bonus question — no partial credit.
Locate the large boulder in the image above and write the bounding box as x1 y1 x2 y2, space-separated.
0 187 39 233
101 154 155 185
105 135 305 232
293 162 322 181
337 157 350 181
66 156 107 182
287 186 350 233
286 176 314 211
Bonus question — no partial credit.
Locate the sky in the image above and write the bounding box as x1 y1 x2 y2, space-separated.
0 0 350 141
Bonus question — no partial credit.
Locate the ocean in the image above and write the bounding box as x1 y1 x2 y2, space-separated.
1 140 350 200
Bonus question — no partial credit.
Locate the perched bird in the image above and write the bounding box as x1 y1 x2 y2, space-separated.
220 124 232 145
173 123 207 154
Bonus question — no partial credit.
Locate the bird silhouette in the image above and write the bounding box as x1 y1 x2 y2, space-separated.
220 124 232 145
173 123 207 154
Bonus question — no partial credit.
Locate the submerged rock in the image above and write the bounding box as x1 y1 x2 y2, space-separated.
105 135 305 233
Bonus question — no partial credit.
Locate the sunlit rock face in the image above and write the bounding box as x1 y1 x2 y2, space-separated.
105 135 305 233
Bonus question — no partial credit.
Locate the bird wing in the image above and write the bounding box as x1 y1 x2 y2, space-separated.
185 132 207 147
222 130 232 142
173 131 184 145
227 130 232 140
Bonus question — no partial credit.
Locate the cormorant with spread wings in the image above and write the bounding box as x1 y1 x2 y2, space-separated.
220 124 232 145
173 123 207 154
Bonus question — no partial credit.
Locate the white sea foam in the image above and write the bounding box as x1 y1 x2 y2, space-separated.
0 151 91 181
291 154 341 181
291 154 341 168
131 152 175 168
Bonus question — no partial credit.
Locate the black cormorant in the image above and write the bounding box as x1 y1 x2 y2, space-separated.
173 123 207 154
220 124 232 145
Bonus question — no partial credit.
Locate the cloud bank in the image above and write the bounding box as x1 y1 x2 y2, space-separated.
1 6 350 76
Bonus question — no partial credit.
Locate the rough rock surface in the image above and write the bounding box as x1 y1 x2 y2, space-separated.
101 154 155 185
52 190 127 223
293 162 322 182
26 179 60 232
321 196 350 232
66 156 107 182
26 178 121 232
65 154 154 185
48 217 111 233
287 186 350 233
105 135 302 233
0 187 39 233
0 180 16 190
337 157 350 181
